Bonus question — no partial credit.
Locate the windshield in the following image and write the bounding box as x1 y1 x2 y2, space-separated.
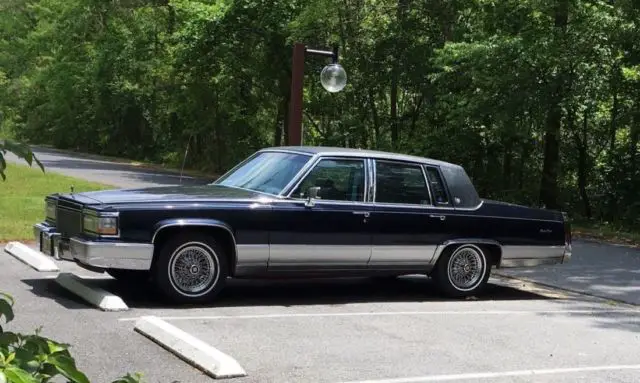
214 151 312 195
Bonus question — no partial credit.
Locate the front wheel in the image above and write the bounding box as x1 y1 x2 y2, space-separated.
432 244 490 298
153 232 228 304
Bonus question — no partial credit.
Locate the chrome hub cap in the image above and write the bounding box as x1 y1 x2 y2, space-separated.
448 247 484 290
169 245 216 295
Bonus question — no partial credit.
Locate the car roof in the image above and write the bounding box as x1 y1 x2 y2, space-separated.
261 146 460 169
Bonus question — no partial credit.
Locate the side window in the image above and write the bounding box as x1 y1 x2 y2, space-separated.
292 158 366 202
375 161 431 205
425 166 450 206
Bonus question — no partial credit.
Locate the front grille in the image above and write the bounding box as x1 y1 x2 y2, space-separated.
56 198 84 239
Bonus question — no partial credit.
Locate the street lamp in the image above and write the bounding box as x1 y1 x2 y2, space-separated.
287 43 347 146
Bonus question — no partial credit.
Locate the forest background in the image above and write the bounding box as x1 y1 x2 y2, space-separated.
1 0 639 235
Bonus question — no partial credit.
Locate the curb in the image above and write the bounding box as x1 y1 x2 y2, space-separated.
55 272 129 311
3 241 60 272
134 316 247 379
494 272 639 308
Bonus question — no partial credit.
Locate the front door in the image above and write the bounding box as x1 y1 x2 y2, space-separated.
268 157 373 271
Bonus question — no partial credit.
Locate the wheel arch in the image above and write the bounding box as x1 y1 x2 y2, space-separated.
151 218 238 275
431 238 502 269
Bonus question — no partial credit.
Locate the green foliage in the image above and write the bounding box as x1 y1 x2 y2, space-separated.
0 140 44 181
0 293 143 383
0 0 638 229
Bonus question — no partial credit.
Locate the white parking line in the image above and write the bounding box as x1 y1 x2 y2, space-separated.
55 272 128 311
339 364 640 382
134 316 246 379
117 308 639 322
4 241 60 272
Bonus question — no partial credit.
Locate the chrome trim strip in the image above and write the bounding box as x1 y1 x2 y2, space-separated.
151 221 237 245
420 165 434 205
365 158 375 203
236 244 269 268
268 244 371 266
500 245 565 260
369 245 437 266
499 257 563 268
431 239 501 267
69 238 154 270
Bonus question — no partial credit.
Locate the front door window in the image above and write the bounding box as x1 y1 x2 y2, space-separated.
292 158 366 202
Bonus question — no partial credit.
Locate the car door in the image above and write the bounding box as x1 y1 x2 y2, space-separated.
267 156 373 271
367 159 453 269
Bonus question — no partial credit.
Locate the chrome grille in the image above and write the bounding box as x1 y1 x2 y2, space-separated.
56 198 83 239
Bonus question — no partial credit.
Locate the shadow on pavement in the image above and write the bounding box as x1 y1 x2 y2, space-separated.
537 303 640 334
21 275 556 311
20 277 91 310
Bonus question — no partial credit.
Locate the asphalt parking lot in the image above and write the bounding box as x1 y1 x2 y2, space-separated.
3 242 640 383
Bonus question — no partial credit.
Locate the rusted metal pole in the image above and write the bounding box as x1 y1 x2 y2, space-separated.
288 43 306 146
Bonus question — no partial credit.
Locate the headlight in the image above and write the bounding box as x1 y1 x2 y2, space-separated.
45 200 56 222
82 211 119 236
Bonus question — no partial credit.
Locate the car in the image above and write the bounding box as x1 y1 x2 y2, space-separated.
33 146 572 303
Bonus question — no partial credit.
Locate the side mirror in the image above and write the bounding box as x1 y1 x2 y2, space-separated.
305 186 321 207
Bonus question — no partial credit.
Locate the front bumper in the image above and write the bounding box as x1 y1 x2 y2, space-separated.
34 222 154 271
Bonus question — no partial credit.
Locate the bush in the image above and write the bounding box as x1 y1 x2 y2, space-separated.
0 292 143 383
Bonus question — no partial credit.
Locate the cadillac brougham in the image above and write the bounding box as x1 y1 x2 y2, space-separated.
34 146 572 303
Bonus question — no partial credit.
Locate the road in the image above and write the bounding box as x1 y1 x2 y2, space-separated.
3 146 213 188
2 146 639 382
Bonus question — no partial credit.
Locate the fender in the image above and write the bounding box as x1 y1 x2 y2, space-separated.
430 238 503 267
151 218 237 255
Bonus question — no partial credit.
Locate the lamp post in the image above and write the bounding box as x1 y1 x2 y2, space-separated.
287 43 347 146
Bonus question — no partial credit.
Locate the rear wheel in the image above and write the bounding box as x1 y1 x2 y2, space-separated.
153 232 229 304
432 244 490 298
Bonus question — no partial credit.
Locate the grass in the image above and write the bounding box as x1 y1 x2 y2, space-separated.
0 162 112 242
573 221 640 248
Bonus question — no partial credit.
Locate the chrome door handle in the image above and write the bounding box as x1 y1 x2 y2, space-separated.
353 211 370 218
429 214 446 221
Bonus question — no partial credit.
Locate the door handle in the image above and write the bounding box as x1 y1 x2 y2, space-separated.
353 211 370 218
429 214 446 221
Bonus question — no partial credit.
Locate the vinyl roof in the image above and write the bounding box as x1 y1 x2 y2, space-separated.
262 146 460 168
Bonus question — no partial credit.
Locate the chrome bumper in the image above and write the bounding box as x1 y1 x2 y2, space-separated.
498 242 572 268
34 222 154 271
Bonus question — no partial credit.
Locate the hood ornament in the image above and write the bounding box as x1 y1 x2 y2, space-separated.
70 185 75 194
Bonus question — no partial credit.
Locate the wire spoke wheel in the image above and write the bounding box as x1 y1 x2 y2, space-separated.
446 246 485 291
168 242 219 297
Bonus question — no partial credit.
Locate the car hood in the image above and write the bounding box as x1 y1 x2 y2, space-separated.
57 184 271 205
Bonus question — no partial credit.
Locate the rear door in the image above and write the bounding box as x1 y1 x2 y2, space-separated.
367 159 453 269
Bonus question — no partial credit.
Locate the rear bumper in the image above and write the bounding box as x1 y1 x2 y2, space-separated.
34 222 154 271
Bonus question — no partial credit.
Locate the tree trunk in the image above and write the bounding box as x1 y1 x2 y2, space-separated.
577 110 592 218
539 0 569 210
